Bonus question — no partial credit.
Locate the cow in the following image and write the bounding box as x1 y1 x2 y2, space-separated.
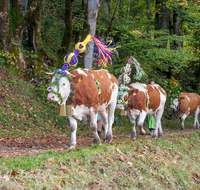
170 92 200 130
116 83 167 138
47 68 119 149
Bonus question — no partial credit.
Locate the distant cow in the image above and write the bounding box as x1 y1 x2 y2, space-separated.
116 83 167 138
47 68 119 149
170 92 200 129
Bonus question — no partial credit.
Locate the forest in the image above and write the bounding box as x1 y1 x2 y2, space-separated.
0 0 199 96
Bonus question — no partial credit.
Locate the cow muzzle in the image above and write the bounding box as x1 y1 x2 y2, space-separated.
170 105 175 109
47 94 58 102
116 104 124 110
173 107 178 115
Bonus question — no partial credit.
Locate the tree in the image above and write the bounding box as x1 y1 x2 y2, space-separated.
58 0 75 57
146 0 151 33
0 0 44 74
84 0 100 69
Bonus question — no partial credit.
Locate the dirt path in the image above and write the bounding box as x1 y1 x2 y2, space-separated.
0 127 198 158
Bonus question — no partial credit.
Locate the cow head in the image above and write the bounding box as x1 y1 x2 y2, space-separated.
116 84 130 110
46 69 76 105
170 98 179 114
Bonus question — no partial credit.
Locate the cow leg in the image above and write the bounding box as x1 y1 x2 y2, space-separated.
194 107 199 128
180 114 187 130
99 110 108 143
90 112 101 145
129 116 136 139
128 109 140 139
152 109 164 138
138 111 146 135
105 103 116 143
68 116 77 149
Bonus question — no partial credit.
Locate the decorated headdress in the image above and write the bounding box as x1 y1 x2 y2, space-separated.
47 34 117 104
169 77 182 105
62 34 116 70
117 56 147 107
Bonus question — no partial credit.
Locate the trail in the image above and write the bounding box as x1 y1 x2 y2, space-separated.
0 127 198 158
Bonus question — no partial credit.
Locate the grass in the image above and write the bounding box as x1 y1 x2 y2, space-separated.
0 132 200 189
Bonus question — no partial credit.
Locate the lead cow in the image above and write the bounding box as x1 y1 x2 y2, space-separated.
116 83 167 138
170 92 200 129
47 68 119 149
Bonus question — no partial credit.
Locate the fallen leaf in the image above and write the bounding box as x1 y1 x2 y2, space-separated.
116 148 123 154
127 162 133 167
3 175 10 181
55 183 62 189
172 160 177 164
48 158 55 165
119 155 126 162
76 159 81 165
60 166 70 173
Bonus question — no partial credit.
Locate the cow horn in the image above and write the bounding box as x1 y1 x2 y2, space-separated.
45 72 54 75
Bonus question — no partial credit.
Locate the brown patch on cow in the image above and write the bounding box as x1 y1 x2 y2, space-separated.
128 88 147 112
146 85 161 111
178 92 200 116
158 86 167 97
69 69 119 114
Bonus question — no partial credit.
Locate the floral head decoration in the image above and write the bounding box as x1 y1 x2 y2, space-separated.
47 34 117 104
169 77 182 105
117 56 147 107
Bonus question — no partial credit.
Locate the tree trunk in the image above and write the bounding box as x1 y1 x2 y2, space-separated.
108 0 120 33
146 0 151 33
155 0 171 47
173 8 183 48
84 0 100 69
58 0 74 57
0 0 44 74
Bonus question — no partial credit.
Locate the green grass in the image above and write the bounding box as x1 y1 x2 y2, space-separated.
0 132 200 189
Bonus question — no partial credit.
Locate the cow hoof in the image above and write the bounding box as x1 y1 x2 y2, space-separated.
158 132 163 137
94 139 101 144
68 145 76 150
140 129 146 135
103 136 113 143
131 134 136 139
152 133 158 138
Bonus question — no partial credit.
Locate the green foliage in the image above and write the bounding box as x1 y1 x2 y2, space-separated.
0 50 16 66
97 0 200 96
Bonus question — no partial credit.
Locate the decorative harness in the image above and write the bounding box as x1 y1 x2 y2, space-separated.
47 68 101 106
82 68 101 98
47 70 72 104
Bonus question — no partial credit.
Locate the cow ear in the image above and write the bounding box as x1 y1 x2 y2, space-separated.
129 89 139 95
69 74 83 85
45 71 54 81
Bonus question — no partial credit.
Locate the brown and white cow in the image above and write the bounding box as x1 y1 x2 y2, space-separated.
170 92 200 129
116 83 167 138
47 68 119 149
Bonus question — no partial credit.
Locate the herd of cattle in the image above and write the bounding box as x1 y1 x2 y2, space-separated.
47 69 200 149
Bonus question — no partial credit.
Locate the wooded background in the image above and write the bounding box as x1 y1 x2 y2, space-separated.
0 0 200 95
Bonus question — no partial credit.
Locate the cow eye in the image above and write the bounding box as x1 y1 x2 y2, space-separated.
62 83 65 86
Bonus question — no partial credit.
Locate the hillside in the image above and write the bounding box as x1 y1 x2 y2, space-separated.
0 65 71 138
